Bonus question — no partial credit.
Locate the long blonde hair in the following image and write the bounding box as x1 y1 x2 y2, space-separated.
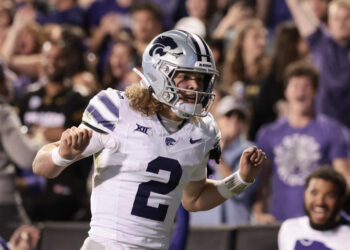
125 84 170 116
125 84 203 122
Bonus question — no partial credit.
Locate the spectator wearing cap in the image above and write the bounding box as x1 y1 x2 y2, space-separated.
190 95 256 226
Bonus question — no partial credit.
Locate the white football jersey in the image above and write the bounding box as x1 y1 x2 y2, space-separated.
80 88 220 249
278 216 350 250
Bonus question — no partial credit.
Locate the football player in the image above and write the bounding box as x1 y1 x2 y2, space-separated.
32 30 266 250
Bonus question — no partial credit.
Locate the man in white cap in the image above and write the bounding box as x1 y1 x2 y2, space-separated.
191 95 256 226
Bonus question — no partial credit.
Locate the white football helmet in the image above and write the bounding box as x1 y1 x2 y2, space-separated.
133 29 219 119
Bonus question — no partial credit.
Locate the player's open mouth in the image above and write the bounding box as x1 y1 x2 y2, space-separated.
179 93 197 103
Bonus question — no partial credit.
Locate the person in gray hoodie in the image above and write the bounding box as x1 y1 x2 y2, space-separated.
0 64 39 226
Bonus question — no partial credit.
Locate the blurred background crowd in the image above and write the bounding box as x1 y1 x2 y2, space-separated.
0 0 350 248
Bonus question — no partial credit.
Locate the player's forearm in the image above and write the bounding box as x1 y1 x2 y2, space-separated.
183 169 257 211
32 143 66 179
182 179 226 212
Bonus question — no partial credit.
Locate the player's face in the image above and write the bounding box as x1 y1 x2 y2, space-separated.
284 76 316 115
173 72 205 104
304 178 343 229
328 4 350 44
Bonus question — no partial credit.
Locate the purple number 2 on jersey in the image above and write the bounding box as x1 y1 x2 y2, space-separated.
131 157 182 221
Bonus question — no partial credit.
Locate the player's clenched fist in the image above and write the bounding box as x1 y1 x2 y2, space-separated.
239 146 267 183
59 126 92 160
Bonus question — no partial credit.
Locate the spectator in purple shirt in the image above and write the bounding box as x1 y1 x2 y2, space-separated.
286 0 350 130
253 61 350 224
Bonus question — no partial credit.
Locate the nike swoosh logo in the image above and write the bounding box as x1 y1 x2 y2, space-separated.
190 138 202 144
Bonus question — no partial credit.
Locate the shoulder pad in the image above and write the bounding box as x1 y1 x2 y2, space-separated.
201 113 221 141
82 89 124 133
198 113 221 153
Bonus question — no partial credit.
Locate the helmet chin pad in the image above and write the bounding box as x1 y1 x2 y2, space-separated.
171 102 203 119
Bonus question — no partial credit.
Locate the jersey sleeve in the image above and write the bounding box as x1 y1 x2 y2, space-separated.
190 153 209 181
79 123 117 157
80 89 124 155
202 113 221 153
190 114 220 180
82 89 123 134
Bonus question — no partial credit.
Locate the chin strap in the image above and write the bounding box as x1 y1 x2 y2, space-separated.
171 102 203 119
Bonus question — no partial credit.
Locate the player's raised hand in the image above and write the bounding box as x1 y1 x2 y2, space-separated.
58 126 92 160
239 146 266 182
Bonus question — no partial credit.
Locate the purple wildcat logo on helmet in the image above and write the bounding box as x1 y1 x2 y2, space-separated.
149 36 178 57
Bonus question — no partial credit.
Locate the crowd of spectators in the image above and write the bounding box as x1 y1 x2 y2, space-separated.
0 0 350 248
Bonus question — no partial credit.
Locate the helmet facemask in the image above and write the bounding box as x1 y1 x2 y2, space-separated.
167 68 216 119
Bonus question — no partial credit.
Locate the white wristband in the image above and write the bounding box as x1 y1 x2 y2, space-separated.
217 171 254 199
51 147 75 167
